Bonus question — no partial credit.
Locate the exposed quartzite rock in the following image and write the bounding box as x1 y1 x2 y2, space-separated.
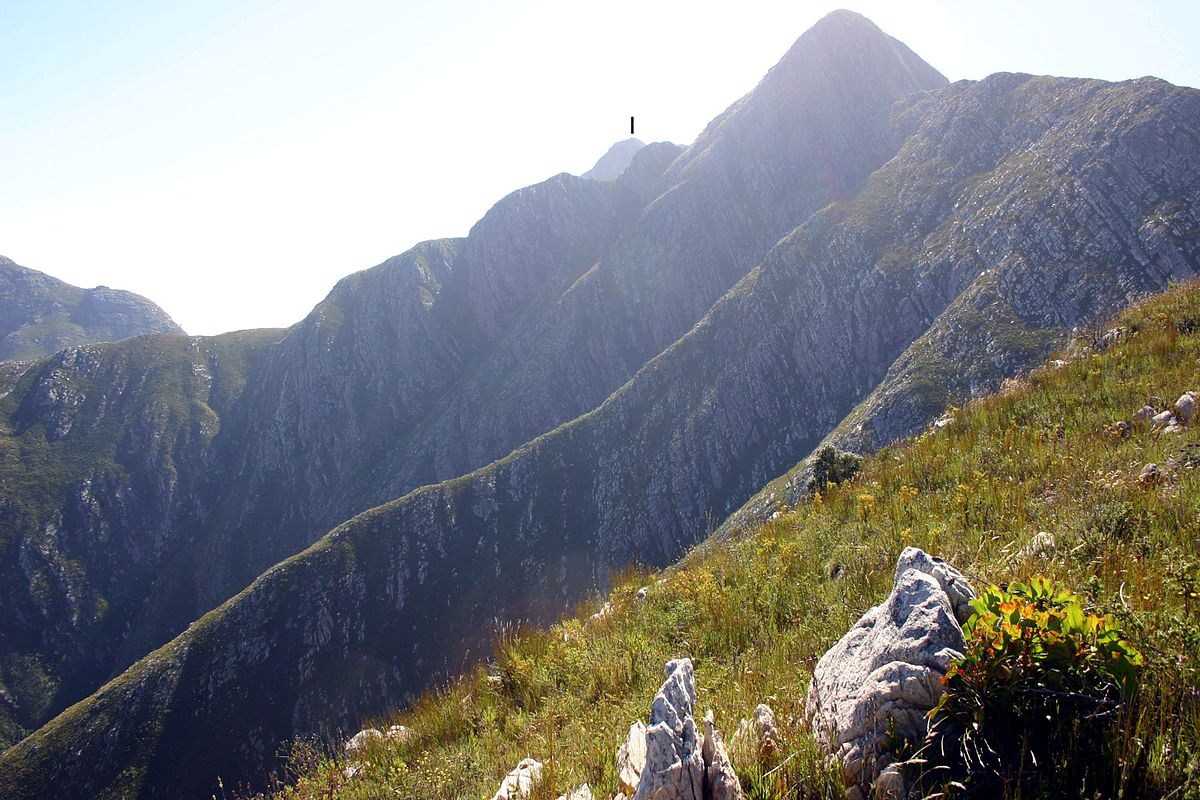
493 758 543 800
13 15 1200 798
1095 327 1128 351
631 659 743 799
805 548 973 796
386 724 413 744
1152 410 1178 429
636 659 705 800
617 721 648 795
555 784 595 800
343 728 384 758
1138 462 1162 487
591 601 616 623
1133 405 1157 423
1174 391 1196 425
892 547 975 624
701 709 743 800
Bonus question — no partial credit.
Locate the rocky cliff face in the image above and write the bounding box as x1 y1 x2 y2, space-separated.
2 10 1199 800
723 72 1200 531
0 257 184 361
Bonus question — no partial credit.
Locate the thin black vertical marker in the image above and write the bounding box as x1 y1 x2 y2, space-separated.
631 116 635 135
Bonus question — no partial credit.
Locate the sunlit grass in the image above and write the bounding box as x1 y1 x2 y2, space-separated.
260 281 1200 800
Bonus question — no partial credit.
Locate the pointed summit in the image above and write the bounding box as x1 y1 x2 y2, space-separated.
582 137 646 180
658 11 947 249
772 9 946 89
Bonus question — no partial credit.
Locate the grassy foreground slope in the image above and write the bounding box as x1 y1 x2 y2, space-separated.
268 282 1200 800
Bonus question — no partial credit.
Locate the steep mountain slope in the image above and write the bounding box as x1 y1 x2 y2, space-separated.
3 47 1198 799
267 280 1200 799
0 257 183 360
0 8 951 742
0 330 280 749
723 72 1200 531
581 137 646 179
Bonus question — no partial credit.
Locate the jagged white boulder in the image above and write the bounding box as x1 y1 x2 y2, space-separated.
701 709 742 800
617 721 648 795
555 784 595 800
636 659 705 799
343 727 384 759
805 548 974 796
492 758 543 800
892 547 974 624
630 659 742 799
590 601 615 623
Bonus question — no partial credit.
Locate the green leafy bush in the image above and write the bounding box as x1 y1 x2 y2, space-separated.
928 576 1145 796
805 445 862 494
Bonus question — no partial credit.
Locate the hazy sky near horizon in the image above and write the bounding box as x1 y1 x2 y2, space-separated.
3 1 1199 335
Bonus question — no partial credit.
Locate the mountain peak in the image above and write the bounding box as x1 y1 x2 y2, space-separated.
581 137 646 180
771 9 946 86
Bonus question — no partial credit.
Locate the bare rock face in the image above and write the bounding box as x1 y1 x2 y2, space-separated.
805 548 974 797
493 758 543 800
617 721 648 795
582 138 647 181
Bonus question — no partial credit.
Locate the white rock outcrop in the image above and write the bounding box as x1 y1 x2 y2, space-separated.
701 709 741 800
1174 391 1197 425
343 727 384 758
1133 405 1157 423
1152 410 1177 430
492 758 543 800
617 721 648 795
805 548 974 798
636 659 705 800
629 659 742 800
555 784 595 800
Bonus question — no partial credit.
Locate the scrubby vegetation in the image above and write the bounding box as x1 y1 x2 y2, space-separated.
923 578 1146 796
260 282 1200 799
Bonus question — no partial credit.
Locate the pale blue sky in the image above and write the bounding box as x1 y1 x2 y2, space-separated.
2 0 1198 334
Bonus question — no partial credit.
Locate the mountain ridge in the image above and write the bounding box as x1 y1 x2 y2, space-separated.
0 257 184 361
581 137 646 180
2 12 1200 800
